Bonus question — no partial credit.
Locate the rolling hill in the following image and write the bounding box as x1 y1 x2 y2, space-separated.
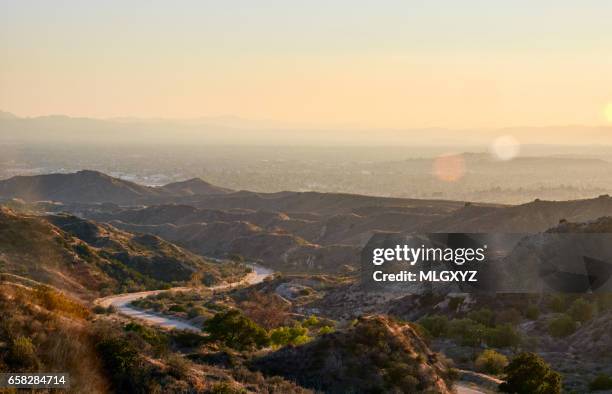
0 207 245 299
0 170 232 204
252 315 455 393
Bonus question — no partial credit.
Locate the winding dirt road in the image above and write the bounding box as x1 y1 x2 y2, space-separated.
94 264 274 331
94 265 498 393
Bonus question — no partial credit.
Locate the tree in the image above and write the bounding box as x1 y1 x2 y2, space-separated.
447 318 486 347
485 324 522 349
475 349 508 374
499 352 561 394
203 309 269 351
418 315 449 337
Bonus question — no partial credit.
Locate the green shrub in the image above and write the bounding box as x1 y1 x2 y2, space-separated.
475 349 508 374
169 304 186 313
171 331 208 348
96 336 140 371
467 308 495 327
418 315 449 337
124 322 168 354
187 306 207 319
203 309 269 351
548 295 568 313
485 324 521 349
568 298 594 323
448 318 486 347
95 336 142 391
548 314 577 338
302 315 320 328
499 352 561 394
589 374 612 391
74 243 93 260
270 324 311 347
93 305 108 314
319 326 335 335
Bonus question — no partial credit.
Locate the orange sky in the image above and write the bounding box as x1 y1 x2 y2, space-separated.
2 1 612 129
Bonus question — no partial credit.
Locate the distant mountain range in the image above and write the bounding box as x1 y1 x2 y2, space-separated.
2 110 611 145
3 170 612 274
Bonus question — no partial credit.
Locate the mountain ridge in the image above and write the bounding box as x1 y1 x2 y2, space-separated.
0 170 232 204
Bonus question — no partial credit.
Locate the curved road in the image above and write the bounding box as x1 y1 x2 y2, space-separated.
95 264 274 331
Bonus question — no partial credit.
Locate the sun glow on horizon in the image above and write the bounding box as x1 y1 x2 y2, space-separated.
1 1 612 130
605 103 612 124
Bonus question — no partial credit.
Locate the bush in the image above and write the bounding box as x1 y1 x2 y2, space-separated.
124 322 168 355
447 318 486 347
568 298 594 323
589 374 612 391
7 336 38 370
95 336 142 391
548 314 577 338
269 325 311 347
418 315 449 338
499 352 561 394
302 315 320 328
165 354 190 379
171 331 208 348
203 309 269 351
485 324 522 349
188 306 207 319
475 349 508 374
468 308 495 327
93 305 108 314
169 304 186 313
34 285 89 319
319 326 335 335
548 295 568 313
96 336 140 372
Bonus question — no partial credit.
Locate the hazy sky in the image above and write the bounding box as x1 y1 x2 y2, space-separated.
2 0 612 128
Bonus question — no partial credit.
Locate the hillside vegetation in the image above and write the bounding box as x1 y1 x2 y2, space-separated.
253 315 455 393
0 207 247 298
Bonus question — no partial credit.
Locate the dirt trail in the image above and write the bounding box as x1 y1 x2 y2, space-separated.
94 264 274 331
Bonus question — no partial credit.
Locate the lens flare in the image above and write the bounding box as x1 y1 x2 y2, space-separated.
491 135 520 161
433 154 465 182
